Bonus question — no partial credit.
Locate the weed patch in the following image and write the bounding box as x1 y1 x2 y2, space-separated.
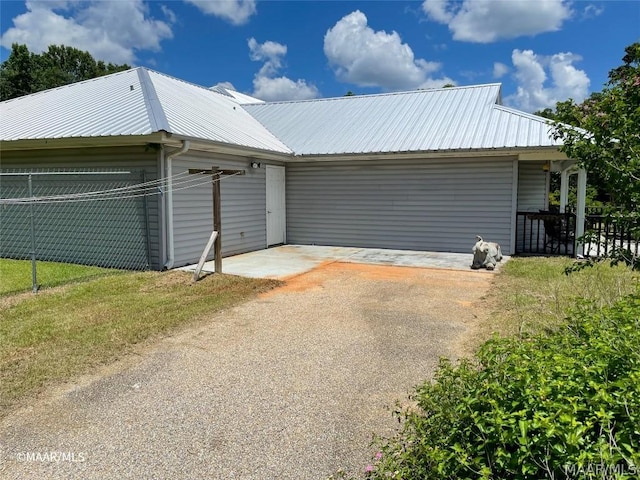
469 257 639 351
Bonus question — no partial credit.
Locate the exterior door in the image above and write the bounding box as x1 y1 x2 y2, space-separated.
266 165 286 246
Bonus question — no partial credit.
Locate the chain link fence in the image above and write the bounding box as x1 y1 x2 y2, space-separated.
1 169 151 294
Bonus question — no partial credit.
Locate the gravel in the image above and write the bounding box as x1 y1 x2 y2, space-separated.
0 262 493 479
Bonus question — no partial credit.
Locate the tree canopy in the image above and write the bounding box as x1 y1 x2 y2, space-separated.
0 44 130 101
552 42 639 214
550 42 639 268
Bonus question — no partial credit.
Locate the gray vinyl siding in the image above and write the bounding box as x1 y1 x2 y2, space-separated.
517 161 547 211
0 146 162 269
516 161 548 253
286 157 515 254
171 152 271 267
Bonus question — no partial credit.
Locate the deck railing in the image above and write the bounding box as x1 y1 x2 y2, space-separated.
582 211 640 258
516 211 576 255
515 209 640 258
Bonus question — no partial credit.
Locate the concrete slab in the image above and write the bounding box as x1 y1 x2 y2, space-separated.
179 244 510 279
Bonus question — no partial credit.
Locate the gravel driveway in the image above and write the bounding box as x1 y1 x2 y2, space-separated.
1 262 493 479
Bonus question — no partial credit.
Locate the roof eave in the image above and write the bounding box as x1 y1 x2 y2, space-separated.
518 148 568 161
162 134 293 161
286 146 566 162
0 133 166 151
0 132 294 161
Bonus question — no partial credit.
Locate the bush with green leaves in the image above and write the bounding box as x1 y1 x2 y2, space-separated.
368 293 640 479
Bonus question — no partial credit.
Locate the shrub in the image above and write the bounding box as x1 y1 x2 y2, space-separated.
369 293 640 479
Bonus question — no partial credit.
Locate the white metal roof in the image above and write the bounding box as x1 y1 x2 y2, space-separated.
0 67 291 154
1 71 560 157
210 85 265 105
244 84 561 155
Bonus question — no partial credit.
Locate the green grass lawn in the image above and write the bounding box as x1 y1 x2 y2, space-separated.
0 258 118 295
472 256 639 350
0 270 279 417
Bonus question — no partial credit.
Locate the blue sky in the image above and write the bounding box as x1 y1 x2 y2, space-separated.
1 1 638 111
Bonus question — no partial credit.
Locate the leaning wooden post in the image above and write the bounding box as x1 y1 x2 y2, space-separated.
189 166 244 276
212 168 222 273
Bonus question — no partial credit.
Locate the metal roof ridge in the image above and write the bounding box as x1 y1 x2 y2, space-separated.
136 68 171 133
143 68 241 101
493 104 587 139
241 106 296 153
247 83 504 107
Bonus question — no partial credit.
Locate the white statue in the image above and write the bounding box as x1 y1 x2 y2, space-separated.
471 236 503 270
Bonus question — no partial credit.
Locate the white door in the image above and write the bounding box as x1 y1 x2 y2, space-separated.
266 165 286 246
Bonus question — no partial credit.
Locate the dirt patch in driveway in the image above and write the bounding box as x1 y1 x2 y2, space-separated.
0 263 495 480
261 262 494 358
263 261 492 294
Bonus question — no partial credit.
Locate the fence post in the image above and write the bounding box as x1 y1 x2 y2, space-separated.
28 174 38 293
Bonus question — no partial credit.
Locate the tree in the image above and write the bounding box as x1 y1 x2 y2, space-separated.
552 42 639 213
0 44 36 100
533 108 609 208
0 44 130 101
533 107 557 120
552 42 640 268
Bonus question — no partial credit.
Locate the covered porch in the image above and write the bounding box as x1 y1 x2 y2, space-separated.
516 159 588 257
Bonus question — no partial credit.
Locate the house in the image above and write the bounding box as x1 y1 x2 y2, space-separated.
0 67 587 270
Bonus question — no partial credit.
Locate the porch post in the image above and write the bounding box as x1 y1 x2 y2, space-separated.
559 168 570 213
575 168 588 257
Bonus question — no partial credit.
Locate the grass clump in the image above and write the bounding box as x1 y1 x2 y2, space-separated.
0 270 279 416
368 291 640 479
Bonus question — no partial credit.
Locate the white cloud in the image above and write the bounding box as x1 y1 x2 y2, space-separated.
185 0 256 25
422 0 455 23
248 37 287 77
212 81 237 91
161 5 177 24
422 0 572 43
493 62 509 78
0 0 173 64
324 10 453 90
248 38 319 101
252 76 319 102
583 4 604 19
505 49 590 112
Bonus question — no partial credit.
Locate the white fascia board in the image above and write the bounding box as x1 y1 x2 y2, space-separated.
518 149 567 161
0 133 166 151
286 148 529 163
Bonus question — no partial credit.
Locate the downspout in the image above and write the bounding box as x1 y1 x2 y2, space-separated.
164 140 190 269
